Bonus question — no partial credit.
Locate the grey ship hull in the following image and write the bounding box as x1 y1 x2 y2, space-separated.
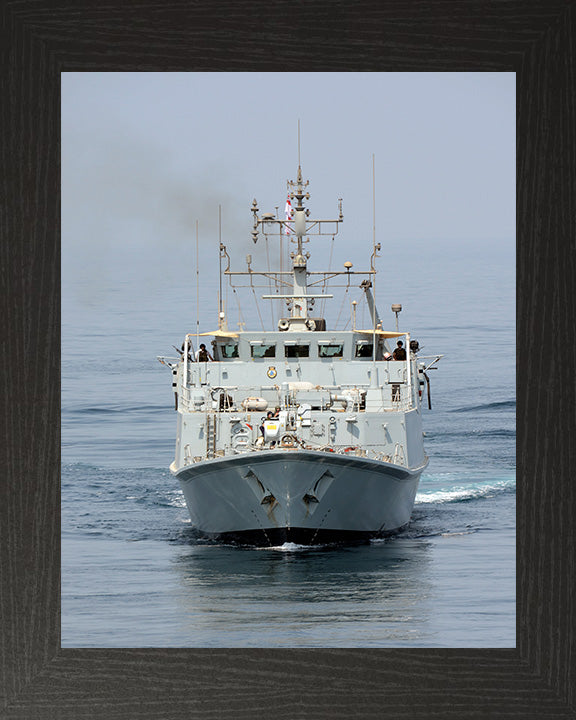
172 450 427 546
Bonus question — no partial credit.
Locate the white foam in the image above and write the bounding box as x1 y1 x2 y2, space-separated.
415 477 515 505
169 497 187 508
440 530 477 537
262 542 308 552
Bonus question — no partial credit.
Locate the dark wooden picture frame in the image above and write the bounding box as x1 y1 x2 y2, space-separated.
1 1 574 717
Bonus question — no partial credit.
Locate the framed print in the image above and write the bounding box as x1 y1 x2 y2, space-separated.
1 1 574 717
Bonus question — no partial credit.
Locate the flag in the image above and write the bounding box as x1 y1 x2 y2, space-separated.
285 194 292 235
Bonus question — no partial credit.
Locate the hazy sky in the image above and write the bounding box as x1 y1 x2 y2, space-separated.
62 72 515 329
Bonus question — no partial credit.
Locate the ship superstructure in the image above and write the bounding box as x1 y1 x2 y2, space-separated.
159 164 441 545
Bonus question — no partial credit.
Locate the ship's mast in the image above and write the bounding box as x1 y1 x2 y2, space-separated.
288 165 310 326
234 166 379 332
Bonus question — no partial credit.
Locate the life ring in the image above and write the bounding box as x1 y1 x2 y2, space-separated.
280 433 297 448
267 366 277 379
343 446 357 454
278 319 290 331
306 318 316 331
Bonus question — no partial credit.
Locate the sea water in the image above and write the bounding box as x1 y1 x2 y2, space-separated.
62 238 515 648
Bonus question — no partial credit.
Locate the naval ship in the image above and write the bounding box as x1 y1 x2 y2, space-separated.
159 165 441 545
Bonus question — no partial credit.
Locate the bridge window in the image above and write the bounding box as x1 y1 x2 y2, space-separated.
219 343 239 359
318 343 344 358
285 343 310 358
251 343 276 359
355 342 373 358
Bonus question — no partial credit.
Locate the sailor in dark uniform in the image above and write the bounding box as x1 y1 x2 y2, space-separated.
195 343 213 362
393 340 407 360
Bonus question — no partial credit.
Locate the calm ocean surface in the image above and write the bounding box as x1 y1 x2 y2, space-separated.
62 237 515 648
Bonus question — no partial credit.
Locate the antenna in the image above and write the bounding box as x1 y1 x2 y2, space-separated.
218 205 223 328
196 220 200 352
372 153 376 252
298 119 301 167
372 154 377 365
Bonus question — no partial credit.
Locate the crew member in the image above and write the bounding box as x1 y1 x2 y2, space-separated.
393 340 407 360
195 343 213 362
260 411 274 438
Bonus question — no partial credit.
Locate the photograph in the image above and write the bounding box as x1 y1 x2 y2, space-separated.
61 71 515 648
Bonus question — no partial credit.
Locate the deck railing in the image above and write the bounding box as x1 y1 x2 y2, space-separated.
177 384 419 413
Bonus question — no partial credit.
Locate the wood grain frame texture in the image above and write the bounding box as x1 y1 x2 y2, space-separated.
0 0 574 717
